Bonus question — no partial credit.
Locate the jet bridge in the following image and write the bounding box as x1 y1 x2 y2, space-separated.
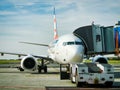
73 24 116 55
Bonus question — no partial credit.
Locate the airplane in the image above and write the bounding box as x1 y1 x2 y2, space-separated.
0 7 108 73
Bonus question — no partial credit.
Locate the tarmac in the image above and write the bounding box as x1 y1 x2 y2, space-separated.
0 64 120 90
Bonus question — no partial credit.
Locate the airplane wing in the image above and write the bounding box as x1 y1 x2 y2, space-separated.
0 51 53 61
0 41 52 60
20 42 49 47
32 55 52 61
0 51 26 57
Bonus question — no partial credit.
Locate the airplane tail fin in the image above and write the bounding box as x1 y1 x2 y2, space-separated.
53 7 58 40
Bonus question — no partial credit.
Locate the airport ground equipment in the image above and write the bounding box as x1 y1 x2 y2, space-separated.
70 63 114 87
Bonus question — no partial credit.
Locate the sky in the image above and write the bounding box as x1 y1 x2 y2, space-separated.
0 0 120 59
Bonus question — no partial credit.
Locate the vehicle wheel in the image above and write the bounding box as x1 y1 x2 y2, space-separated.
76 82 81 87
75 76 83 87
105 82 113 87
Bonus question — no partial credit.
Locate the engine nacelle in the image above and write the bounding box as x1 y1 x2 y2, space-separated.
21 55 37 71
92 55 108 64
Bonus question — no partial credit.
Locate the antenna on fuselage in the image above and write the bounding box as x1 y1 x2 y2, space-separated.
53 7 58 40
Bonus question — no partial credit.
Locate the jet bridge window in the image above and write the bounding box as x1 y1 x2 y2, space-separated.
96 35 101 42
63 41 83 46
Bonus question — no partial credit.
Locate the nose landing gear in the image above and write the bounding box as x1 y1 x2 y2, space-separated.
60 64 70 80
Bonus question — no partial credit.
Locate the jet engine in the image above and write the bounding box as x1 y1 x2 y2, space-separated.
92 55 108 64
21 55 37 71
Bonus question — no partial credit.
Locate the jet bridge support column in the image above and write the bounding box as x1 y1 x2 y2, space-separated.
60 64 70 80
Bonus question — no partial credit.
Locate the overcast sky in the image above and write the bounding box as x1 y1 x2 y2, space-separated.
0 0 120 59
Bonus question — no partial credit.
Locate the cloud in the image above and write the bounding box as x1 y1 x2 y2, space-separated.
0 0 120 59
0 11 18 15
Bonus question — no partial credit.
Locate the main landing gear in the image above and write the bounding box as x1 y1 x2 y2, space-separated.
38 59 47 73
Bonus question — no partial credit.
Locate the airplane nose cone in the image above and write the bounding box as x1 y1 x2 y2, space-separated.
67 46 84 63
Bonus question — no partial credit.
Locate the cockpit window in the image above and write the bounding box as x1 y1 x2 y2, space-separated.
67 42 74 45
63 41 83 46
75 42 83 45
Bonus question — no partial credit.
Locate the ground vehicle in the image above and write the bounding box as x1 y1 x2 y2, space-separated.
70 63 114 87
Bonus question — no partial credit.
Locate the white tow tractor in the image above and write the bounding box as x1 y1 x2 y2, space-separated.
70 63 114 87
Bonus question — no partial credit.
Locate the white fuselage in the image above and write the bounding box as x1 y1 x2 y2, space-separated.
48 34 84 64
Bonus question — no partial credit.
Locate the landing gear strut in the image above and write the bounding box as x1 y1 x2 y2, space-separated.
60 64 70 80
38 59 47 73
